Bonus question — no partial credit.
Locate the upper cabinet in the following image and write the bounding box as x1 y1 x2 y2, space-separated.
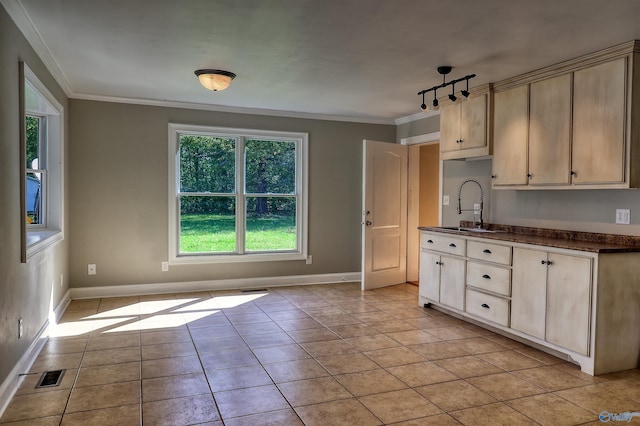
439 85 493 160
492 85 529 186
572 59 626 185
491 41 640 189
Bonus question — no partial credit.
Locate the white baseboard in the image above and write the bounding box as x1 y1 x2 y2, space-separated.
70 272 362 299
0 288 71 418
0 320 49 419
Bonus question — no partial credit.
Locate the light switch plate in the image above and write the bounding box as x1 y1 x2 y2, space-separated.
616 209 630 225
443 195 450 206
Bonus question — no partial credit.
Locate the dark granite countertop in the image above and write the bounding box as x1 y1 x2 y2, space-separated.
418 222 640 253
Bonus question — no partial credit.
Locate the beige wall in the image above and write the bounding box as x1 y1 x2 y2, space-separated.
68 100 395 288
0 6 69 390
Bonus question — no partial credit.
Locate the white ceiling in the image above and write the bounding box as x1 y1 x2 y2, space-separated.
6 0 640 124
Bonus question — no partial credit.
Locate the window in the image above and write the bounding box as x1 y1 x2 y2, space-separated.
20 62 64 261
168 124 308 263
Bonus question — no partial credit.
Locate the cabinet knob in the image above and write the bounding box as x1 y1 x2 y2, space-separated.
482 274 491 279
449 243 457 248
541 260 553 265
541 260 546 265
482 249 492 254
491 174 497 179
365 220 372 226
571 171 577 177
481 303 490 309
435 261 442 265
427 239 434 244
527 173 533 179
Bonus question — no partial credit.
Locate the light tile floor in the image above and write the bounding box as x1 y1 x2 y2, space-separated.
2 283 640 425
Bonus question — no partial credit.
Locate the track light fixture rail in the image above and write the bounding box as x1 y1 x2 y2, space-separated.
418 66 476 110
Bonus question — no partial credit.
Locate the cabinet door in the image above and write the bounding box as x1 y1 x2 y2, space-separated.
460 94 487 150
439 255 466 311
419 251 441 302
511 247 547 339
572 58 626 185
492 85 529 186
440 103 461 152
529 74 572 185
546 253 592 355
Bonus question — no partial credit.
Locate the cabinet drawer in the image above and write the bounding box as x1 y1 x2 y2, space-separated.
420 233 466 256
467 261 511 296
467 240 512 265
466 289 510 327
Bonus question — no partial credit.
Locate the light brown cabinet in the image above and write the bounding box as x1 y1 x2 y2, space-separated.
572 58 626 185
492 42 640 189
528 73 572 185
440 92 491 160
491 85 528 186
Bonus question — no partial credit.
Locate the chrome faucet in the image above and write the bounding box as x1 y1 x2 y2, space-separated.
457 179 484 228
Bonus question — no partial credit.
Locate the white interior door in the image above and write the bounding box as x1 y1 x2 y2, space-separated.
362 140 408 290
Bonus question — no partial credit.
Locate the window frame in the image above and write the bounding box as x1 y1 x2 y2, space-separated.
168 123 308 264
20 62 65 262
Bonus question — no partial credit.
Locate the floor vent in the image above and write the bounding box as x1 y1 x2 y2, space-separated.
35 370 65 388
241 288 268 293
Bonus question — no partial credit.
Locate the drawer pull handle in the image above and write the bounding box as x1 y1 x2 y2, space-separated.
449 243 457 248
427 239 434 244
481 303 490 309
482 249 492 254
482 274 491 279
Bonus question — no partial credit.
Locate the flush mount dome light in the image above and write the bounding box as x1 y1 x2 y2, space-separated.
194 69 236 91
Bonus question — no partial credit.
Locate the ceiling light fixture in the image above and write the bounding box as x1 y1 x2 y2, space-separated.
194 69 236 91
417 66 476 111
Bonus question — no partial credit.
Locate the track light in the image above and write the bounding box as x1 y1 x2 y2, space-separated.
461 78 470 98
417 66 476 110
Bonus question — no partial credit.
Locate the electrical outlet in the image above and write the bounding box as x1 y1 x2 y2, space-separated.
306 255 313 265
616 209 630 225
443 195 450 206
18 318 23 338
161 261 169 272
88 264 96 275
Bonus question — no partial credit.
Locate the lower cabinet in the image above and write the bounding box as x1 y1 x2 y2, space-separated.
419 249 465 311
419 230 640 375
511 248 547 339
511 247 592 356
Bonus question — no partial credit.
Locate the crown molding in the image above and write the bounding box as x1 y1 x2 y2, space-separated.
2 0 74 96
394 109 440 125
72 92 397 125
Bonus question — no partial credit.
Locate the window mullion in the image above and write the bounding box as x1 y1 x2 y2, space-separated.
236 136 246 254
